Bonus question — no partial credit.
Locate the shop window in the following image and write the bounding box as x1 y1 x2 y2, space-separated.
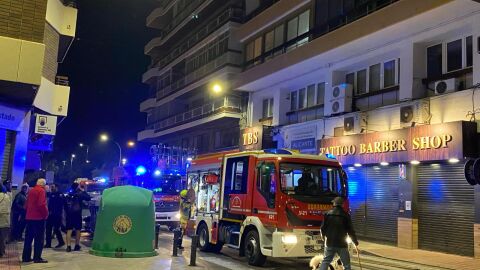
447 39 462 72
466 36 473 67
298 88 306 109
262 98 274 118
257 162 276 208
307 84 316 107
384 60 396 88
369 63 381 92
356 69 367 95
317 82 325 105
427 44 442 78
290 91 298 111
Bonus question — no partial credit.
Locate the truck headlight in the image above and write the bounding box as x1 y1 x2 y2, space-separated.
281 235 298 244
175 213 181 219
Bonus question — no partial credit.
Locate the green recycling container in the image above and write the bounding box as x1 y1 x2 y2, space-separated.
90 185 157 258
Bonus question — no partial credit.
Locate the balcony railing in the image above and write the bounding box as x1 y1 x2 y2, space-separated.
148 95 242 132
149 7 243 68
160 0 206 39
245 0 398 70
155 50 242 100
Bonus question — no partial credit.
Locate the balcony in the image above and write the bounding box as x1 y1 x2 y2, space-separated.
145 0 214 53
147 7 243 70
146 0 176 29
148 95 242 132
154 51 242 100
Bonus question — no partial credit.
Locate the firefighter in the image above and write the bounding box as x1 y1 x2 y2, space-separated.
177 189 191 250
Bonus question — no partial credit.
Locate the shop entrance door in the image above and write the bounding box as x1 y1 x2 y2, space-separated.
417 163 474 256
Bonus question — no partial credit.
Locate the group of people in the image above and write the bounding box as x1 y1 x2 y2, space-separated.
0 179 91 263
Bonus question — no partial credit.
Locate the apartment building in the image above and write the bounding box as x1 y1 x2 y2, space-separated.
233 0 480 258
0 0 77 185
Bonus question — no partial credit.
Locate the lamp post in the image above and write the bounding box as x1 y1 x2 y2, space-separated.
79 143 90 163
70 154 76 168
100 134 122 167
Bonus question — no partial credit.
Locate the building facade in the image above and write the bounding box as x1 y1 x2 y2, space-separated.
233 0 480 258
0 0 77 186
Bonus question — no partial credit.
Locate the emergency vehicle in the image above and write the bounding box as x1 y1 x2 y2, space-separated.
187 149 348 266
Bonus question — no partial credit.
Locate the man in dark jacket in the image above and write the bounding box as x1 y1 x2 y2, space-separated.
319 197 358 270
45 184 65 248
11 184 28 241
64 182 90 252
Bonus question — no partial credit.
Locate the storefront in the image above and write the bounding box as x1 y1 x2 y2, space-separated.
0 103 27 182
318 121 479 256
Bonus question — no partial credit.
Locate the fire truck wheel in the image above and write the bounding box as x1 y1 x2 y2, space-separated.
244 230 266 266
197 223 211 252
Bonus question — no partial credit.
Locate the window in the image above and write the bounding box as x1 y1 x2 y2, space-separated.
245 36 263 62
384 60 396 88
427 44 442 78
298 10 310 36
447 39 462 72
287 17 298 41
317 82 325 105
265 30 274 52
262 98 274 118
254 36 263 60
298 88 306 109
290 91 298 111
356 69 367 95
257 162 276 208
225 157 248 193
369 64 381 92
274 25 284 48
466 36 473 67
307 84 316 107
346 72 355 92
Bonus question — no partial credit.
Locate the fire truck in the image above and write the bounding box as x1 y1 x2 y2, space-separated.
187 149 348 266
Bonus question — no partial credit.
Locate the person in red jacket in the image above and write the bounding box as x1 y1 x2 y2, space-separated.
22 179 49 264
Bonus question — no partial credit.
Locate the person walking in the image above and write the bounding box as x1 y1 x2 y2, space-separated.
64 182 90 252
177 189 191 250
319 196 359 270
45 184 65 248
11 184 28 241
0 181 12 257
22 178 49 263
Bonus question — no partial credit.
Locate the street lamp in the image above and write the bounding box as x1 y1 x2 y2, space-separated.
79 143 90 163
99 133 122 167
212 83 222 93
127 141 135 147
70 154 76 168
122 158 127 165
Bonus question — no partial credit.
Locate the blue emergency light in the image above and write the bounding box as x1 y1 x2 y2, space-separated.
326 153 336 159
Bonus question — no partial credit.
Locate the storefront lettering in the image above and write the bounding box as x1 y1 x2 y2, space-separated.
242 131 259 146
412 135 452 150
320 134 453 157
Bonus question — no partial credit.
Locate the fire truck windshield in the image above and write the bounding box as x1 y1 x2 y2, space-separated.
142 176 182 195
280 163 346 197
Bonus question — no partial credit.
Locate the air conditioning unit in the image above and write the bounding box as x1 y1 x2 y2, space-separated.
344 113 367 135
434 78 457 95
400 99 430 128
324 84 353 116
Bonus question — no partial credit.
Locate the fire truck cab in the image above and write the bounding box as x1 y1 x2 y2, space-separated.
187 149 348 266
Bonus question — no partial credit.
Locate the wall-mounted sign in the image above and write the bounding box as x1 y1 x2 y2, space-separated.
34 114 57 135
284 125 317 152
239 126 276 151
0 103 26 131
318 121 477 165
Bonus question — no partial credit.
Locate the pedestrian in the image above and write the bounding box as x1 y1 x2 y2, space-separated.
22 178 49 263
318 197 359 270
11 184 28 241
0 181 12 257
45 184 65 248
64 182 90 252
177 189 191 250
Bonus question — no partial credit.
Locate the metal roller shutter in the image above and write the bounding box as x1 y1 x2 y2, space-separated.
418 163 474 256
365 166 399 243
0 130 16 181
346 166 367 237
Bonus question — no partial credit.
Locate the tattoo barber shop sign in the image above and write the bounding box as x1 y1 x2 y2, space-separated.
318 121 477 165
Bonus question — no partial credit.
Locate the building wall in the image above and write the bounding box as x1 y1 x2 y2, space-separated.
0 0 48 43
42 23 59 82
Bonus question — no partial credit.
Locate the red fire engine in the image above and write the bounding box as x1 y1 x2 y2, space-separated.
187 149 348 266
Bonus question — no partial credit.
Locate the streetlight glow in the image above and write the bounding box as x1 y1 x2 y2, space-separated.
79 143 84 147
212 84 222 93
122 158 127 165
127 141 135 147
100 134 109 141
71 154 76 158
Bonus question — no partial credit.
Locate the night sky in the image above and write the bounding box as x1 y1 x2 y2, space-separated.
53 0 155 167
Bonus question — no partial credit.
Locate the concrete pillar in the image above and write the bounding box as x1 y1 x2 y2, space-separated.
11 111 31 187
475 185 480 259
397 164 418 249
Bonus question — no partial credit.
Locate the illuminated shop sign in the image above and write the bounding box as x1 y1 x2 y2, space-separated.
318 121 476 165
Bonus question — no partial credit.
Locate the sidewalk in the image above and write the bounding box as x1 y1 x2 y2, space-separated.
360 241 479 270
0 242 21 270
